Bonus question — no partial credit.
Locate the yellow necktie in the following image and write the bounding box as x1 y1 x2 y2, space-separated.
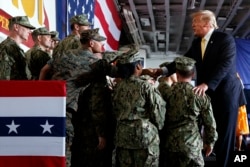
201 38 206 59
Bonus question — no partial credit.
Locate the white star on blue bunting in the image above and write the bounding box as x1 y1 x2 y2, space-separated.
40 120 54 134
6 120 20 134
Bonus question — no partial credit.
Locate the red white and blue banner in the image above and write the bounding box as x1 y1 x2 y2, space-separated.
0 81 66 167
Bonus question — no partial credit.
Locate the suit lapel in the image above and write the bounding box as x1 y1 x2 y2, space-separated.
203 32 215 60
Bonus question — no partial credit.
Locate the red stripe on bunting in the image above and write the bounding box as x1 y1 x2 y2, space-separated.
0 156 65 167
0 81 66 97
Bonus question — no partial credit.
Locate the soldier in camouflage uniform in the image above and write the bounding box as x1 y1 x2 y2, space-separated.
46 31 61 55
158 57 218 167
39 14 91 80
44 28 109 167
0 16 35 80
112 49 166 167
26 27 53 80
68 29 118 167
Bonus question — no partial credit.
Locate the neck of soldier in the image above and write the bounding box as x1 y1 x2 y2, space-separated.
38 44 48 51
9 32 23 45
177 75 192 83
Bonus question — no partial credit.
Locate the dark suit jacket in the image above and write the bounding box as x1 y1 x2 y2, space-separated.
184 30 243 114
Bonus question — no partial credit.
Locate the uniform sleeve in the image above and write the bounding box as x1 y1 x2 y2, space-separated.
158 81 171 100
146 84 166 130
199 95 218 147
0 49 14 80
29 50 51 79
89 80 114 137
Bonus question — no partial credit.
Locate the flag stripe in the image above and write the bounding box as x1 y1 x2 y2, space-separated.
0 117 65 136
0 81 66 167
0 156 65 167
94 18 112 51
0 137 65 156
0 81 66 97
0 97 65 116
97 0 121 41
94 1 119 50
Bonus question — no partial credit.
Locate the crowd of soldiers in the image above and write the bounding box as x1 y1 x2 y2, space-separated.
1 9 243 167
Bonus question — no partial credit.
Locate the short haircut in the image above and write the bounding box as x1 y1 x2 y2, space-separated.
176 68 195 78
191 10 218 29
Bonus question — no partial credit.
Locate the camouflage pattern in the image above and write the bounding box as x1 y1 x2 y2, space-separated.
0 37 29 80
8 16 35 29
31 27 52 40
102 51 123 63
175 56 196 71
52 34 81 59
70 14 92 26
25 45 36 65
159 61 170 68
158 82 218 167
50 31 60 41
80 28 106 41
29 46 52 80
53 48 115 167
50 48 100 167
71 75 115 167
51 49 99 110
112 75 166 167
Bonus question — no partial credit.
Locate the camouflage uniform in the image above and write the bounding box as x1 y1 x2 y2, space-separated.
0 16 35 80
29 47 51 80
69 32 117 167
0 37 29 80
52 48 100 167
51 34 81 59
26 27 53 80
51 28 109 167
112 51 166 167
52 14 91 59
158 57 218 167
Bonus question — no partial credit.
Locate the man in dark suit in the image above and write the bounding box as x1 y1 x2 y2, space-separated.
184 10 243 167
146 10 243 167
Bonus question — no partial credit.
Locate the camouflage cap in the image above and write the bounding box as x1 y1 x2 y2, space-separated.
175 56 196 71
8 16 35 29
70 14 92 26
119 43 139 53
159 61 171 67
50 31 60 41
116 47 141 64
80 28 106 41
102 51 123 63
32 27 52 36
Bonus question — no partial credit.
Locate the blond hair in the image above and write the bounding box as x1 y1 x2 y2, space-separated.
191 10 219 29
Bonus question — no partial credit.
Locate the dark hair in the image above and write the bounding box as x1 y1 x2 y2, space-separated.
80 38 90 44
176 68 195 78
117 61 141 79
70 24 75 31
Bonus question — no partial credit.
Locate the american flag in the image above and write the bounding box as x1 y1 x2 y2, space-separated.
0 81 66 167
66 0 122 51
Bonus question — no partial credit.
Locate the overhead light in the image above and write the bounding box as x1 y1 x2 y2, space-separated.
140 18 150 26
217 17 227 21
